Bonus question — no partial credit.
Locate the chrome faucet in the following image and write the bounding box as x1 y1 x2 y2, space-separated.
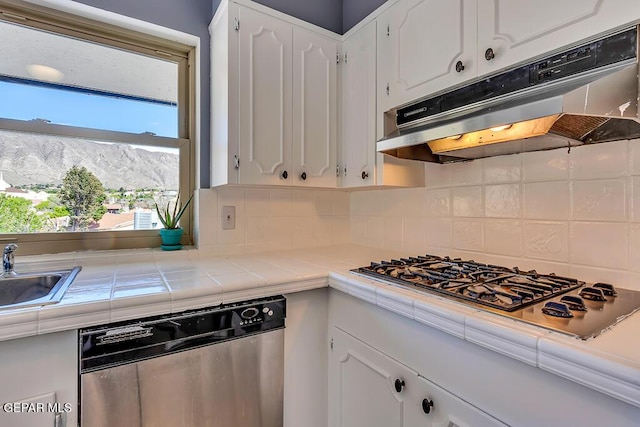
2 243 18 276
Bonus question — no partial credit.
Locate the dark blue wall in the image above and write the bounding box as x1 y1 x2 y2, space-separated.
212 0 384 35
343 0 385 33
77 0 213 187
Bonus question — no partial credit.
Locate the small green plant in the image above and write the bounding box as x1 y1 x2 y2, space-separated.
155 193 193 229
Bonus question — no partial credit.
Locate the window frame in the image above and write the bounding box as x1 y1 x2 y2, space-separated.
0 0 196 255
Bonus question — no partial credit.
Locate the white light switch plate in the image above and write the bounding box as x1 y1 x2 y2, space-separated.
222 206 235 230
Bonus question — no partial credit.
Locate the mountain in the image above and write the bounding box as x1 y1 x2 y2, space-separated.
0 130 179 190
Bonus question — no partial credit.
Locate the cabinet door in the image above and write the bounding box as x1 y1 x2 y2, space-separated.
329 327 415 427
477 0 640 77
406 375 507 426
342 21 377 188
377 0 477 113
292 27 338 187
238 7 293 185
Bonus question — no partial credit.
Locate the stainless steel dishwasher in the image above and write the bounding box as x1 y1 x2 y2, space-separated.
79 295 286 427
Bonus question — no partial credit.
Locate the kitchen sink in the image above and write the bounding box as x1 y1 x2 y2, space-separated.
0 267 82 310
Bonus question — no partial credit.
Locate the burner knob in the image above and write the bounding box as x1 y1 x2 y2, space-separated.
541 301 573 318
421 398 434 415
593 283 617 297
560 295 587 311
579 287 607 302
394 378 405 393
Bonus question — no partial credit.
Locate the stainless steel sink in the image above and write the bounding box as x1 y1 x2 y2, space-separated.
0 266 82 310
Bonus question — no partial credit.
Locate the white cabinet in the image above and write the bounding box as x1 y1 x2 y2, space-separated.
341 19 425 188
0 331 77 427
329 327 506 427
329 327 416 427
342 20 377 188
477 0 640 77
211 1 339 187
377 0 478 112
292 27 338 187
238 6 293 186
375 0 640 114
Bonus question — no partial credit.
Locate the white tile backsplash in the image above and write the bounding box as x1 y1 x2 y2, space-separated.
314 191 334 216
425 188 451 217
484 220 522 257
349 140 640 284
485 184 521 218
426 218 452 248
522 148 569 182
196 186 350 254
569 141 627 179
523 221 569 262
571 179 626 221
452 186 483 217
483 155 521 183
453 220 483 251
523 181 570 220
269 189 293 217
450 159 483 186
570 222 628 269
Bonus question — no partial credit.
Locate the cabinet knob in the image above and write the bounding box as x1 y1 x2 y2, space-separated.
300 172 307 181
280 170 288 180
485 48 495 61
455 61 465 72
394 378 405 393
361 171 369 180
422 398 434 414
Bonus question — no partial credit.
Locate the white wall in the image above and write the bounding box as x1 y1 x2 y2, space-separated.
195 186 350 254
351 139 640 291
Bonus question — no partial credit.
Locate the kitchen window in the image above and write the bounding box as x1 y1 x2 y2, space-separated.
0 2 195 254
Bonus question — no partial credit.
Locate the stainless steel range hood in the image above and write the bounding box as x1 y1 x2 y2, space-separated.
378 27 640 163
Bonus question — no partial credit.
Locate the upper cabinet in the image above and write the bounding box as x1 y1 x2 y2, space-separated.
342 19 425 188
376 0 640 113
377 0 478 113
211 2 339 187
237 7 293 186
477 0 640 76
342 20 377 188
292 27 338 187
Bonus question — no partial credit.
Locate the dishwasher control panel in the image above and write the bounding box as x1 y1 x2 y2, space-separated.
79 295 286 373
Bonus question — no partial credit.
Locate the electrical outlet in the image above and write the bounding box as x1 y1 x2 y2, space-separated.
222 206 235 230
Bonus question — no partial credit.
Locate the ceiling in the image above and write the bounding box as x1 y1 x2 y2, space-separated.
0 19 177 103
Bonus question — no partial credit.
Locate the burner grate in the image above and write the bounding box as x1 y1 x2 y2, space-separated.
352 255 583 312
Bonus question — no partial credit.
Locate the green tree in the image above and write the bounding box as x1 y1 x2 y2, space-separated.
60 166 106 231
0 194 43 233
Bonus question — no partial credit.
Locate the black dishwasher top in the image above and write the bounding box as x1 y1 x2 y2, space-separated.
79 295 286 373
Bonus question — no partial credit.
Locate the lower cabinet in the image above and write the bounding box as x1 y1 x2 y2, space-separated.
0 331 77 427
329 327 506 427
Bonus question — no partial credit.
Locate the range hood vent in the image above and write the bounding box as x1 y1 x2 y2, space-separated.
378 26 640 163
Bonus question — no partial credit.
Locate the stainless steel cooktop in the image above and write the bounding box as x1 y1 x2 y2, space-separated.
351 254 640 340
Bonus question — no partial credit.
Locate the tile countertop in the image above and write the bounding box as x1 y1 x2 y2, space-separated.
1 244 639 408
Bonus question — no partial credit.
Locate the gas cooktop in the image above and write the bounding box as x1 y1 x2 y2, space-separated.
351 254 640 340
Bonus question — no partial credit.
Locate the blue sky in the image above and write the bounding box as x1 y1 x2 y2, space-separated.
0 81 177 138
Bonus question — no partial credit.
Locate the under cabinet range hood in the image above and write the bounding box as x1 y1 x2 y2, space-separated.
378 26 640 163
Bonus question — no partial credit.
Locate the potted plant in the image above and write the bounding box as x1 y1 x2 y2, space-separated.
155 193 193 250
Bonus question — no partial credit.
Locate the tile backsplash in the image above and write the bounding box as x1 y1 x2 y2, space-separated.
195 187 350 255
351 140 640 291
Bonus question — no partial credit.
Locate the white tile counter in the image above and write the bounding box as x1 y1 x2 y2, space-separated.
1 244 639 408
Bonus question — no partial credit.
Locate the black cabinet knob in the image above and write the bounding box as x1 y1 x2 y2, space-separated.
422 398 434 414
361 171 369 180
300 172 307 180
280 170 288 179
485 48 495 61
394 378 405 393
455 60 464 72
